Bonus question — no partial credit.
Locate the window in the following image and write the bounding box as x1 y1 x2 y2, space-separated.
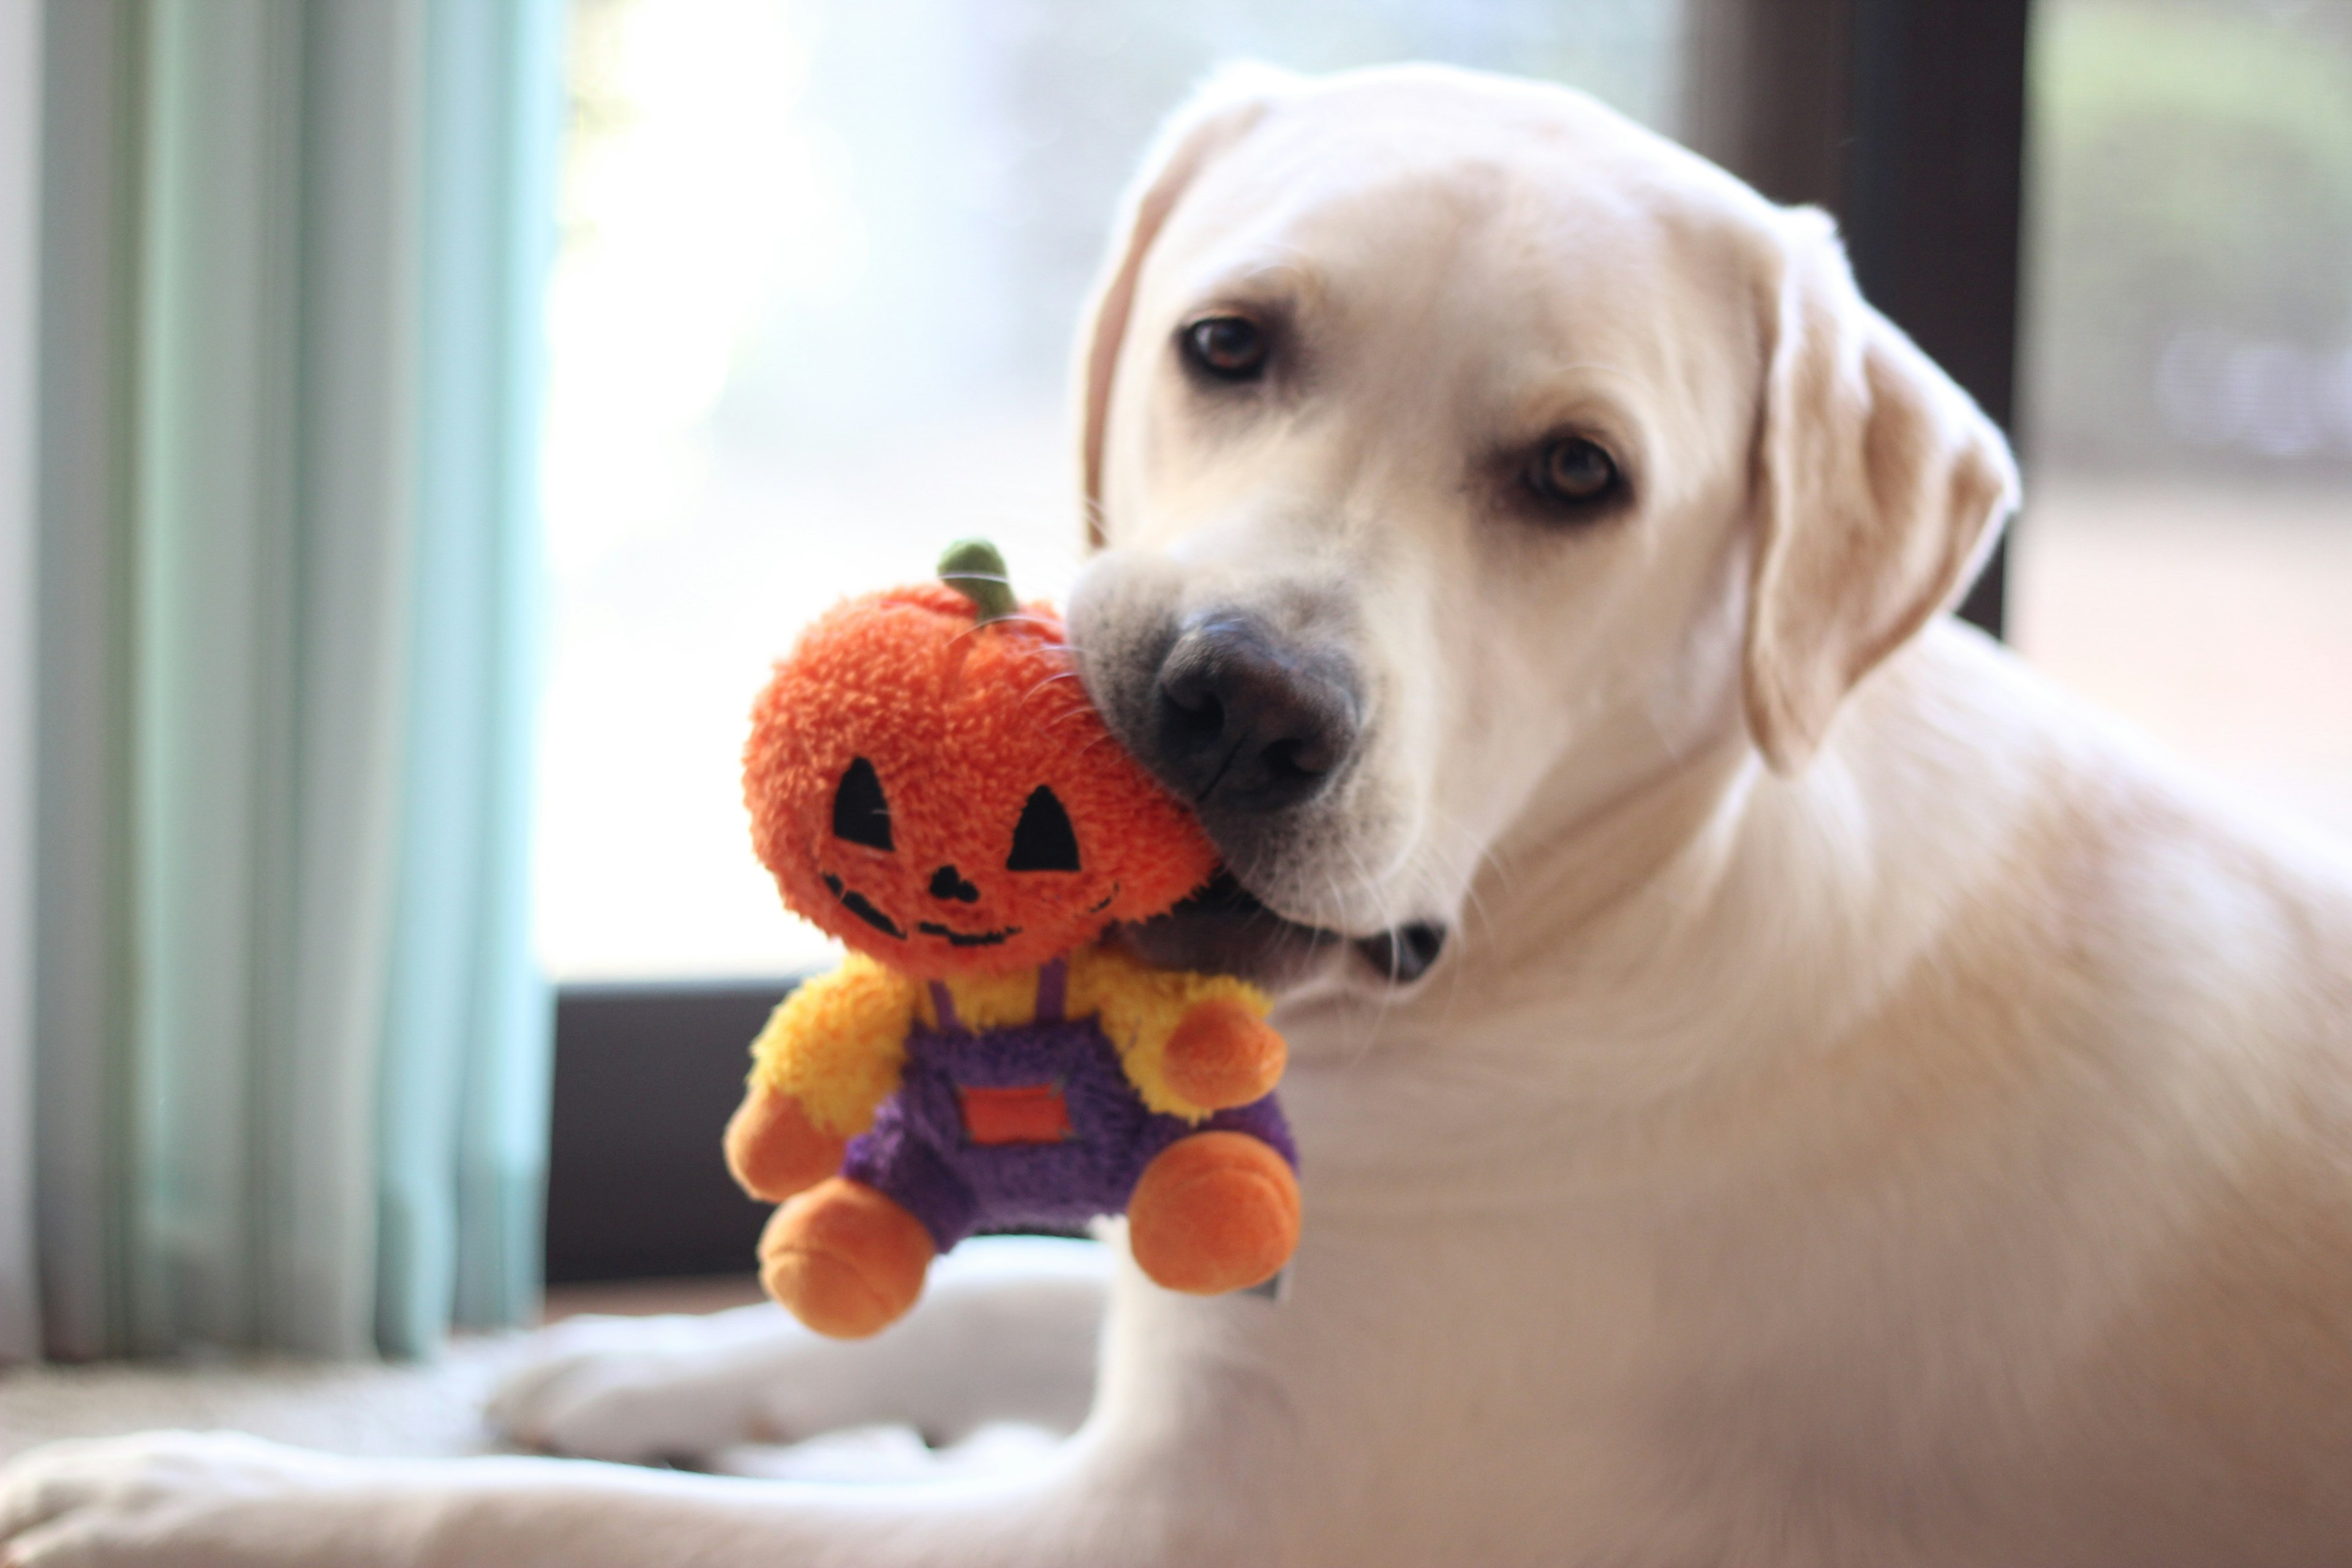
2013 0 2352 840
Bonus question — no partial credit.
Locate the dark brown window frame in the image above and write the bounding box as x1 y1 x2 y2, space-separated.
545 0 2032 1286
1684 0 2029 636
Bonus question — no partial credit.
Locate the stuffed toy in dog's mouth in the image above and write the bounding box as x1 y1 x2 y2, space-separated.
1114 869 1447 987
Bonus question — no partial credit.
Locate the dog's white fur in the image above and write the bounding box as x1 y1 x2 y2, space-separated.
10 62 2352 1568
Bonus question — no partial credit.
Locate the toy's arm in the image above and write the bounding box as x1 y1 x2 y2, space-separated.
725 952 919 1202
1072 944 1286 1121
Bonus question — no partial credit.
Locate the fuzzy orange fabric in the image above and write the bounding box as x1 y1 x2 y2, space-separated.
1161 998 1288 1110
1061 942 1271 1120
744 582 1218 981
1126 1131 1302 1295
758 1176 936 1339
723 1080 847 1203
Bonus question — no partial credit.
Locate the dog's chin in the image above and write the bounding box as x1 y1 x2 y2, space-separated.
1112 870 1447 990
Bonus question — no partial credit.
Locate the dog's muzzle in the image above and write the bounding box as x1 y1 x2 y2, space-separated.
1076 584 1449 987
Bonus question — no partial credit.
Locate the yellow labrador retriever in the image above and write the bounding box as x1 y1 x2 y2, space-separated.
9 61 2352 1568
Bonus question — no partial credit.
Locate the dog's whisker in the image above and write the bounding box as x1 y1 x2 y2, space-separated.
1421 808 1512 915
1324 864 1400 1060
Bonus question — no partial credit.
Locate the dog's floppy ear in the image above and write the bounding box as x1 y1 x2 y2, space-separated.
1743 208 2019 772
1077 62 1297 548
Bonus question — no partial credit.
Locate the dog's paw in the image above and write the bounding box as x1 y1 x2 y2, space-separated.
0 1430 363 1567
488 1302 798 1462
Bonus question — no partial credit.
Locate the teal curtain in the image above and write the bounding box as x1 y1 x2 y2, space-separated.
1 0 40 1365
28 0 563 1360
375 0 564 1358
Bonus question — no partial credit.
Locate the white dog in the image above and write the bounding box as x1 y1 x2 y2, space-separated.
9 61 2352 1568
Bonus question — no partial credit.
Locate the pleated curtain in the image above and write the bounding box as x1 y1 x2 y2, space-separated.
1 0 40 1367
12 0 564 1362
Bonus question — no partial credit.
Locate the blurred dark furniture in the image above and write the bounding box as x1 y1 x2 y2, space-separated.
545 980 789 1284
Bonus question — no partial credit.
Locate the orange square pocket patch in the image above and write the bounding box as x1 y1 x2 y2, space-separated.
958 1083 1072 1146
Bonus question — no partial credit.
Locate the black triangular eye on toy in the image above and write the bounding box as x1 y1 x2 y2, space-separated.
1006 785 1080 872
832 757 894 850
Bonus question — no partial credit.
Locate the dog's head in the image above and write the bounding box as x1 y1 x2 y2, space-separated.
1071 64 2017 991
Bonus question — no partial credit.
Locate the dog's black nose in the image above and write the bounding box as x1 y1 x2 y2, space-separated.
1153 613 1360 812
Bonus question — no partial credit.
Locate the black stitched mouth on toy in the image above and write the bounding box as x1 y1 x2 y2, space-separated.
824 873 905 940
917 921 1021 948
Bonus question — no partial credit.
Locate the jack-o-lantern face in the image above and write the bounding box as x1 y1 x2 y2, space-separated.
744 581 1217 979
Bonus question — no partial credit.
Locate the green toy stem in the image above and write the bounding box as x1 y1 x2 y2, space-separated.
940 538 1019 624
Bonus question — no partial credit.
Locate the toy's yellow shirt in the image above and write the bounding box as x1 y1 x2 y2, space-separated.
747 943 1270 1135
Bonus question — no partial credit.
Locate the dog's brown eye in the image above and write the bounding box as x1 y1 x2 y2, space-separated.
1182 316 1268 381
1529 437 1619 508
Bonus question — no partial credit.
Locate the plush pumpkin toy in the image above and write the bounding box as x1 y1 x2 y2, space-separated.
726 541 1300 1338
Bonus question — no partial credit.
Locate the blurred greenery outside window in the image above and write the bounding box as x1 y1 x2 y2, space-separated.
2015 0 2352 840
2026 1 2352 466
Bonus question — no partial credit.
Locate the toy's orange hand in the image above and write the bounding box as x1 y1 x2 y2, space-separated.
1163 998 1287 1110
725 1081 848 1203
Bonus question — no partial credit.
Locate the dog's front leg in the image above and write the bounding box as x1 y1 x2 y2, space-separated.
0 1417 1262 1568
492 1235 1108 1463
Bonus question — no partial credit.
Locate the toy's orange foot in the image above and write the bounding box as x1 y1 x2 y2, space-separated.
1128 1131 1301 1295
759 1177 935 1338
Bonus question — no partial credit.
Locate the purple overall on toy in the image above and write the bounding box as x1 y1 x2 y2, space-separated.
839 957 1298 1251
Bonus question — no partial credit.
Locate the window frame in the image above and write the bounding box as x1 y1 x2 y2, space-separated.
1684 0 2029 635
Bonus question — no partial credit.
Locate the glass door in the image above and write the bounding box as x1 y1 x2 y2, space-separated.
2013 0 2352 840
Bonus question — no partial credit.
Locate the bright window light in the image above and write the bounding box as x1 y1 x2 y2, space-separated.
533 0 1690 980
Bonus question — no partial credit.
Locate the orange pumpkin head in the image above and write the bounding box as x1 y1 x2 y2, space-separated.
743 544 1218 981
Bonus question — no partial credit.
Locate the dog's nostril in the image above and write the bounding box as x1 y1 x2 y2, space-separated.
1164 683 1225 742
1262 736 1334 781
